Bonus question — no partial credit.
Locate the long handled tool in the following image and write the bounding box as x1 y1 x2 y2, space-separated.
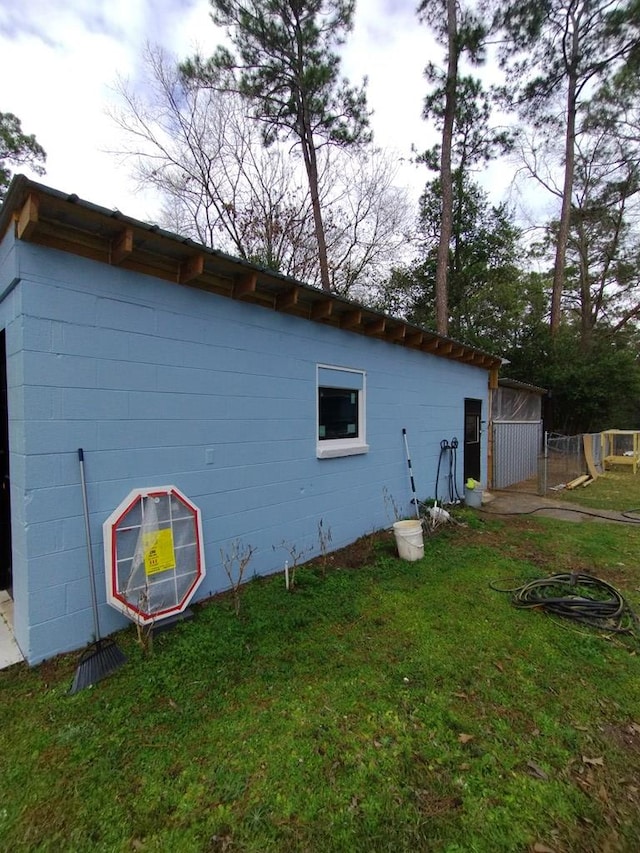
69 448 126 694
402 428 421 520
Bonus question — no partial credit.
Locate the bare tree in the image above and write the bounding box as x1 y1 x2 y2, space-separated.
182 0 371 293
321 146 414 298
110 45 317 277
110 45 412 298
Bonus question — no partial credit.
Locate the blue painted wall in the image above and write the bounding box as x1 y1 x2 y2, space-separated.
2 238 489 664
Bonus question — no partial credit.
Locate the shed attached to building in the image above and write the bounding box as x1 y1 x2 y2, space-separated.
491 378 546 490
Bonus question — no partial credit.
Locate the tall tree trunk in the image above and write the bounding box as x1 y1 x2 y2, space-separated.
550 20 580 336
292 8 332 293
435 0 458 336
577 220 592 350
302 136 332 291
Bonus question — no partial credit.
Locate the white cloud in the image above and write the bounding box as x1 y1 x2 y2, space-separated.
0 0 521 225
343 0 438 158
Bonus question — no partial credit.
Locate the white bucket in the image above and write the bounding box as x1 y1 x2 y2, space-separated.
465 486 482 508
392 519 425 561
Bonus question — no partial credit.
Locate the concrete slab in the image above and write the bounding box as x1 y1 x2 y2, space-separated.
478 490 640 525
0 590 24 669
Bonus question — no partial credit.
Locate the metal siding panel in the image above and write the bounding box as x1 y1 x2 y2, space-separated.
493 421 542 489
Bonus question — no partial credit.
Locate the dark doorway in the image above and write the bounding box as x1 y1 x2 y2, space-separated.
463 398 482 483
0 330 11 593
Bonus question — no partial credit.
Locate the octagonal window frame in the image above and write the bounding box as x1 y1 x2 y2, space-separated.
103 486 206 625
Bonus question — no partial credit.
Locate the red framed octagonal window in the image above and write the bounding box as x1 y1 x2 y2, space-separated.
103 486 206 625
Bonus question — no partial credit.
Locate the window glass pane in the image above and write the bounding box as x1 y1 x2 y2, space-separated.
465 414 479 443
319 387 359 440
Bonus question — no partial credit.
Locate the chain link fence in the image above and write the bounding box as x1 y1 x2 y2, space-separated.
538 433 603 495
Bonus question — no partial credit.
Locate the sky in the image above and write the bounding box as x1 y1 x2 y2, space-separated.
0 0 518 226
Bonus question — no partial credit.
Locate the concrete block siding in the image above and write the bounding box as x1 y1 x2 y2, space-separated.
6 240 488 664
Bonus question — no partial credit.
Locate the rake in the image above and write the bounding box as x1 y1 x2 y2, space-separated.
69 449 126 694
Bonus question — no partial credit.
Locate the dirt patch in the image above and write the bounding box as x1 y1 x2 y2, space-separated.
308 530 392 572
34 652 77 687
413 789 463 817
601 722 640 757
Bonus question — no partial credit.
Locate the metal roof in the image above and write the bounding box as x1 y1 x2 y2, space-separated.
498 377 547 394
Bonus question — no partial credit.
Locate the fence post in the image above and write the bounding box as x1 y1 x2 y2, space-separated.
537 430 548 496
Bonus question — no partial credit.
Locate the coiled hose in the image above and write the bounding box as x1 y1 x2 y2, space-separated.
491 572 640 636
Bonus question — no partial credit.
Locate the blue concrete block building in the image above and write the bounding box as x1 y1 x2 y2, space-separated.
0 177 500 665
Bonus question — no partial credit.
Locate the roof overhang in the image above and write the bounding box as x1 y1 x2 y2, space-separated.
498 377 547 395
0 176 502 372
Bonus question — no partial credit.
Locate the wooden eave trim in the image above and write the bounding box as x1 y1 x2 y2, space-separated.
110 227 133 265
311 299 332 321
233 272 258 299
22 223 108 263
364 317 386 336
275 286 299 311
179 253 205 284
405 330 424 347
16 193 39 240
340 309 362 330
448 345 467 360
9 187 500 374
388 324 406 342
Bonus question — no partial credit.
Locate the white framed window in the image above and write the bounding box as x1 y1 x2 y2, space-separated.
316 365 368 459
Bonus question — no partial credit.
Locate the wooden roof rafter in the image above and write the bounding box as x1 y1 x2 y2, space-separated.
179 253 205 285
233 272 257 300
110 228 133 266
448 345 467 360
364 317 386 336
387 324 406 343
16 193 39 241
311 299 332 321
1 178 503 373
275 285 299 312
457 351 481 365
340 309 362 330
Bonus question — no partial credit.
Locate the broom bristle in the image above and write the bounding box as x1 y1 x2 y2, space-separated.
69 640 126 694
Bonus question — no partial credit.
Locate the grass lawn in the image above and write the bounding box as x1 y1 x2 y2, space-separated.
558 465 640 515
3 494 640 851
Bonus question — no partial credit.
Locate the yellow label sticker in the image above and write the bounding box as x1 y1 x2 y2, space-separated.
143 528 176 575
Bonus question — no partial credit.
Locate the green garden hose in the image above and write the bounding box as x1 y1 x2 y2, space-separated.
491 572 640 637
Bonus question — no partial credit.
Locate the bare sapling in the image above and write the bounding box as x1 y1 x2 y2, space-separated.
382 486 403 524
275 539 312 591
317 518 333 577
135 586 155 656
220 540 256 615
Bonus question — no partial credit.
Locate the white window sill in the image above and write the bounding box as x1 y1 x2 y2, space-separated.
317 442 369 459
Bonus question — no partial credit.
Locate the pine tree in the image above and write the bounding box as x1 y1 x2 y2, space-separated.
182 0 370 292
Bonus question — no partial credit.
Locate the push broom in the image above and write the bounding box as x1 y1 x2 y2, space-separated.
69 449 126 694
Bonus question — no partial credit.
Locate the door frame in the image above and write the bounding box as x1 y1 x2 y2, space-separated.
463 398 482 483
